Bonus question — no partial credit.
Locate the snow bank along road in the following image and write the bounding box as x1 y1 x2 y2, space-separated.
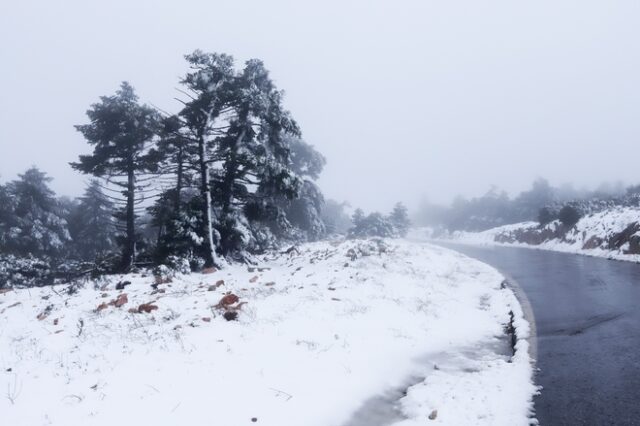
0 239 535 425
437 242 640 426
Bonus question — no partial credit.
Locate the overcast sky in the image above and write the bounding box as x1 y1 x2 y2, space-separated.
1 0 639 212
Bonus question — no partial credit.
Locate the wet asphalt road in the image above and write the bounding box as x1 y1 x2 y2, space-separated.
436 243 640 426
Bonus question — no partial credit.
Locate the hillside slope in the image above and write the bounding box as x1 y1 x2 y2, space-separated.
429 206 640 262
0 239 535 426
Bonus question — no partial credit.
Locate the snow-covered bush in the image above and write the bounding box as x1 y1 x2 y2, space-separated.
349 210 397 238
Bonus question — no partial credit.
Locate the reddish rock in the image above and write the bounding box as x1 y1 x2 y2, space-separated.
218 294 240 307
202 267 217 274
113 294 128 308
137 303 158 313
96 302 109 312
249 276 259 283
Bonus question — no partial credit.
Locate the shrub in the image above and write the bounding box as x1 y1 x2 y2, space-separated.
558 205 582 228
537 207 558 226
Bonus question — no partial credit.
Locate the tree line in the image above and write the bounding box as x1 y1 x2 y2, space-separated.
0 50 413 286
416 178 640 232
0 51 327 279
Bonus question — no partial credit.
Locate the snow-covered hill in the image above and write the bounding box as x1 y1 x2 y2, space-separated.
423 206 640 262
0 239 535 426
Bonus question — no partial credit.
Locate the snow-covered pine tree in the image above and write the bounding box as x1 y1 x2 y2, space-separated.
213 59 301 255
265 137 327 241
72 82 160 271
147 115 201 263
4 167 70 258
389 202 411 237
177 51 236 268
67 179 117 261
0 182 14 249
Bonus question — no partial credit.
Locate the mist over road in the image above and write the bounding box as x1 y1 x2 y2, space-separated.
437 243 640 425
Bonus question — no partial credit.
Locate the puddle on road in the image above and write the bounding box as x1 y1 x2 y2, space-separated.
341 336 511 426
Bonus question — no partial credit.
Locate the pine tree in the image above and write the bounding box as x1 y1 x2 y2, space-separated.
0 183 14 248
72 82 160 271
68 180 117 261
4 167 70 257
214 59 301 254
177 51 236 268
270 137 327 240
389 202 411 237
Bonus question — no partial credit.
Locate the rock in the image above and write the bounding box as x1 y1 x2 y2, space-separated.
96 302 109 312
115 281 131 290
249 276 259 283
208 280 225 291
582 235 604 250
264 282 276 286
53 318 59 326
218 294 240 307
137 303 158 314
428 409 438 420
202 317 211 322
608 222 640 252
113 293 128 308
202 267 217 274
0 288 12 295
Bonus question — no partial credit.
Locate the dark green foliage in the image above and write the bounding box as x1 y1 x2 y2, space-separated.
537 206 558 227
2 167 70 258
72 82 160 271
67 180 117 260
558 205 582 228
349 211 396 238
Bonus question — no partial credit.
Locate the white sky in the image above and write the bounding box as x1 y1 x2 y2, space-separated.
1 0 639 211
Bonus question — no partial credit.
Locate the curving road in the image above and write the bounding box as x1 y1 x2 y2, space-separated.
436 243 640 426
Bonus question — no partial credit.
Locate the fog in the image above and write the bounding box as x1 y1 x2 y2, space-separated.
1 0 639 212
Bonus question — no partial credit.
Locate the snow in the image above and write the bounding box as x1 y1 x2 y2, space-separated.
421 205 640 262
0 239 536 425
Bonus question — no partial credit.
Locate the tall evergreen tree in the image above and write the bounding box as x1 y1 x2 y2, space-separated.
213 59 301 254
68 180 117 261
262 137 326 241
4 167 70 257
389 202 411 237
177 51 236 268
72 82 160 271
0 182 14 248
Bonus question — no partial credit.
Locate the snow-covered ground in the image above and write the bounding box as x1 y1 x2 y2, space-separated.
0 239 536 426
417 206 640 263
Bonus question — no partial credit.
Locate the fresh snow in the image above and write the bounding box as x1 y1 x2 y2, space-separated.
423 206 640 262
0 239 536 425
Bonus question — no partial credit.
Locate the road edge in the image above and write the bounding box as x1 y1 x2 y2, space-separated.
498 268 538 363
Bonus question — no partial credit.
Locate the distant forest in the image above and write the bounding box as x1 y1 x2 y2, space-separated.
415 178 640 233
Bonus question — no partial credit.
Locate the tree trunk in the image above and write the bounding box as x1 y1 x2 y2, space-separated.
197 132 219 268
175 144 184 216
121 165 136 271
220 129 246 222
